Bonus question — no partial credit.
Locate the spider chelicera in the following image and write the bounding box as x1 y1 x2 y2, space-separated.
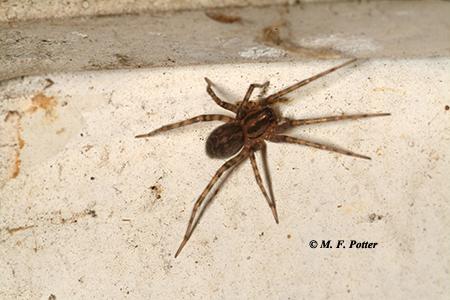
135 58 390 258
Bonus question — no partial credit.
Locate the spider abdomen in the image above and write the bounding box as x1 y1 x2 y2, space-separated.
206 122 244 158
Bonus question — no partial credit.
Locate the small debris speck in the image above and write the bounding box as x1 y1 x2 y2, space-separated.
369 213 383 222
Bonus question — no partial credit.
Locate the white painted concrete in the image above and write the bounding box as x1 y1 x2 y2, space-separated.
1 59 449 299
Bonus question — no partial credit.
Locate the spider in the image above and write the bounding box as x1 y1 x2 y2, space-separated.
135 58 390 258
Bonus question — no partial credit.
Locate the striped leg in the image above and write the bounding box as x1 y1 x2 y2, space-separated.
263 58 357 104
243 82 270 102
204 78 239 113
260 142 277 216
135 114 233 138
278 113 391 131
261 96 290 106
269 135 371 160
174 150 249 258
237 81 270 118
188 157 240 236
250 151 279 223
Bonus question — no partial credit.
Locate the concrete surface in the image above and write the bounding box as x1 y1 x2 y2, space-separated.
0 0 347 23
1 58 449 299
1 1 450 82
1 0 450 299
0 0 290 22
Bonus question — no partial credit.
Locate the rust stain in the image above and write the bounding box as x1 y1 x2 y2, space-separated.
205 11 242 24
6 225 35 235
18 134 25 149
11 150 21 178
261 22 342 59
14 130 25 178
4 111 25 179
56 128 65 135
1 93 57 180
27 92 58 121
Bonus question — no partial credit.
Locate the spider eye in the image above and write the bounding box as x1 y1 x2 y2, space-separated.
206 123 244 158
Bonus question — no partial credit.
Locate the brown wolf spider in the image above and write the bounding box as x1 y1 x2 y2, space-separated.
136 58 390 258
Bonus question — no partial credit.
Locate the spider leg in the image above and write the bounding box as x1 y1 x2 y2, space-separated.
174 150 249 258
190 160 238 233
263 96 291 106
135 114 233 138
257 81 271 99
262 58 357 105
250 151 279 223
269 135 371 160
243 82 270 102
204 77 239 113
278 113 391 131
237 81 270 118
260 142 276 210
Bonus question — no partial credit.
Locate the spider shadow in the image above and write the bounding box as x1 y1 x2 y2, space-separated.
260 143 277 215
189 145 279 239
189 157 245 237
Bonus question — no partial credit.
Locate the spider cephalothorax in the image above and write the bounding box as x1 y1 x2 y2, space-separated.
135 59 390 258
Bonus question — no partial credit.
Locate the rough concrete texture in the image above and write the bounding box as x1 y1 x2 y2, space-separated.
0 0 304 22
1 58 449 299
1 1 450 82
0 0 346 23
